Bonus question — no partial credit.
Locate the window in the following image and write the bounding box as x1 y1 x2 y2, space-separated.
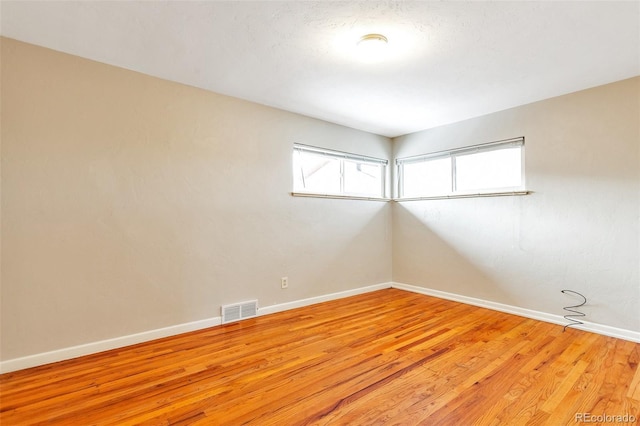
397 137 525 199
293 144 387 199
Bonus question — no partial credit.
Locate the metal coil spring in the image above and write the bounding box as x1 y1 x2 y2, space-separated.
561 289 587 331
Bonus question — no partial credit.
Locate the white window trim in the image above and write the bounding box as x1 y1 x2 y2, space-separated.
395 137 528 200
292 143 389 201
290 192 392 201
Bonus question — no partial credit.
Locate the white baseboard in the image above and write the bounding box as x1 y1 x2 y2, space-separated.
392 282 640 343
258 282 392 316
0 316 223 374
3 281 636 374
0 282 392 374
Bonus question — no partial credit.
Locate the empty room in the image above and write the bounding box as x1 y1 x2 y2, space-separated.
1 1 639 425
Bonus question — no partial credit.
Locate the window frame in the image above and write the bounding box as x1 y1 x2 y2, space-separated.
396 137 527 200
292 143 389 201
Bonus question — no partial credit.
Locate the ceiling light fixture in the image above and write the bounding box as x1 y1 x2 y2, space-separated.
356 33 389 63
358 33 388 46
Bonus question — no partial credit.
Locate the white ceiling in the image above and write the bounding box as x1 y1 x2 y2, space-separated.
1 1 639 138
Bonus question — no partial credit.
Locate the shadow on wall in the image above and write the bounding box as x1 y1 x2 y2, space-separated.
270 198 392 307
319 202 392 289
391 190 640 333
392 200 519 306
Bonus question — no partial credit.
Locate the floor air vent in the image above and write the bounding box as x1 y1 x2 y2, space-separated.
221 300 258 324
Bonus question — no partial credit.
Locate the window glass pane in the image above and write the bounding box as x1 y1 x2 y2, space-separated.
402 157 452 197
455 147 522 192
343 161 382 196
293 150 341 193
292 144 387 198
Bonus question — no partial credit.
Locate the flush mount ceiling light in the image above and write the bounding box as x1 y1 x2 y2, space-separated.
358 33 388 46
356 33 389 62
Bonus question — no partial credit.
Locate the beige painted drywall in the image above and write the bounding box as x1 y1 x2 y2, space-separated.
2 36 639 364
393 76 640 332
0 38 392 360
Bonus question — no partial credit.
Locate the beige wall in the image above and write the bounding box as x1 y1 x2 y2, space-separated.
2 36 638 364
0 38 392 360
393 77 640 332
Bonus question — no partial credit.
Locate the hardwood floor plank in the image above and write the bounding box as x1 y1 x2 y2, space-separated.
1 289 638 425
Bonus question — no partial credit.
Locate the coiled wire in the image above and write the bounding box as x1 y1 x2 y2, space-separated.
561 289 587 331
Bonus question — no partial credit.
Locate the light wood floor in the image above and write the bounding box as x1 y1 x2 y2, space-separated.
1 289 639 425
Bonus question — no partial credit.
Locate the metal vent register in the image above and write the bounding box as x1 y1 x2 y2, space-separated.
221 300 258 323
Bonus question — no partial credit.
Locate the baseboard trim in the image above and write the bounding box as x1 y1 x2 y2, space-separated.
4 281 636 374
258 282 392 316
392 282 640 343
0 316 224 374
0 282 393 374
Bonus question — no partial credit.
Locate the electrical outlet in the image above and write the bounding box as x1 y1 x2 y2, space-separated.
281 277 288 289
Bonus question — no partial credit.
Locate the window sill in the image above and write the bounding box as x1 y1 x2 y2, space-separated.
394 190 532 201
291 192 391 202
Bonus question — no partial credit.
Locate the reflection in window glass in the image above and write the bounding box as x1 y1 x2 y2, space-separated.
293 151 341 194
402 157 452 197
456 147 522 192
344 161 382 196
